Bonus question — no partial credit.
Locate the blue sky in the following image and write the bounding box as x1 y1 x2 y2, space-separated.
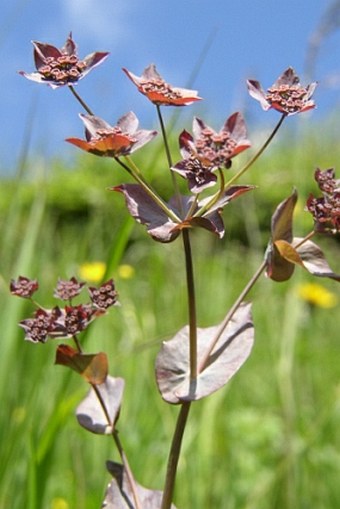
1 0 339 173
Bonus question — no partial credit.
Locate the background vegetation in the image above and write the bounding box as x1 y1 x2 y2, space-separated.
0 118 339 509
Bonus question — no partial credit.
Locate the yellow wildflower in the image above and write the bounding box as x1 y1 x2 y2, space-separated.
79 261 106 283
51 498 69 509
118 264 135 279
297 282 338 308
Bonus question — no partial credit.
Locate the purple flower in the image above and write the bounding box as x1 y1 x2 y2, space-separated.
10 276 39 298
64 304 94 336
123 64 202 106
19 32 109 89
19 307 64 343
54 277 85 301
172 113 251 193
66 112 157 157
247 67 317 116
306 168 340 234
88 279 118 310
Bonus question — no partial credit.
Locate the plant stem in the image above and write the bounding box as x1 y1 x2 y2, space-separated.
182 229 198 380
224 113 286 189
161 402 191 509
294 230 315 249
198 259 266 373
91 383 142 509
69 86 94 115
156 105 183 215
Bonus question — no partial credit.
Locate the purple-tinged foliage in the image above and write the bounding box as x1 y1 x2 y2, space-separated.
19 307 65 343
247 67 317 116
66 112 157 157
19 32 109 89
76 376 125 434
123 63 201 106
113 184 255 242
56 345 108 384
103 461 178 509
156 303 254 404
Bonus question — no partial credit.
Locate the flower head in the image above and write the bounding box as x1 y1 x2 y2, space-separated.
54 277 85 301
88 279 118 310
19 307 64 343
19 32 109 89
10 276 39 298
306 168 340 234
172 113 251 193
66 111 157 157
247 67 317 115
123 64 202 106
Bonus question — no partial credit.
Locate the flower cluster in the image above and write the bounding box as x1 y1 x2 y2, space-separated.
19 33 109 89
172 113 251 193
66 112 157 158
306 168 340 234
11 276 118 343
247 67 317 116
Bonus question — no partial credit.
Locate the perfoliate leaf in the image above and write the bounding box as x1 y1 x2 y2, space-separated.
102 461 178 509
55 345 108 384
76 376 125 434
271 188 297 241
265 189 298 282
274 240 304 267
155 303 254 404
294 237 340 281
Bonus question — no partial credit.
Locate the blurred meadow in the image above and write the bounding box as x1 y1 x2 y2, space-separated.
0 111 339 509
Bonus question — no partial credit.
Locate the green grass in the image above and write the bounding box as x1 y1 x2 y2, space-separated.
0 123 339 509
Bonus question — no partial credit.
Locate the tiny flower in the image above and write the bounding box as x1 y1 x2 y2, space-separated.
117 264 135 280
10 276 39 298
64 304 94 336
19 32 109 89
66 111 157 157
297 282 338 308
79 261 106 283
54 277 85 301
19 307 64 343
247 67 317 115
88 279 118 310
123 64 202 106
172 113 251 192
306 168 340 234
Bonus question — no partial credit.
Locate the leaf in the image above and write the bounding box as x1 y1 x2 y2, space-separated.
155 303 254 404
265 189 298 282
112 184 180 242
55 345 108 384
271 188 297 242
76 376 125 434
274 240 305 267
102 461 178 509
294 238 340 281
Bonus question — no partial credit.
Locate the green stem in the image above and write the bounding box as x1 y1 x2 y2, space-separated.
198 259 266 373
224 113 286 189
69 86 94 115
114 157 181 223
156 105 183 215
161 402 191 509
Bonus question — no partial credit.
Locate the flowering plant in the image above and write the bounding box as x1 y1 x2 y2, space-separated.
14 33 339 508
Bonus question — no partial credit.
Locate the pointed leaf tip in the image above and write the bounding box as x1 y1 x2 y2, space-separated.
55 345 108 384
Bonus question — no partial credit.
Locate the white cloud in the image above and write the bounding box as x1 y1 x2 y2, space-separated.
60 0 136 48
